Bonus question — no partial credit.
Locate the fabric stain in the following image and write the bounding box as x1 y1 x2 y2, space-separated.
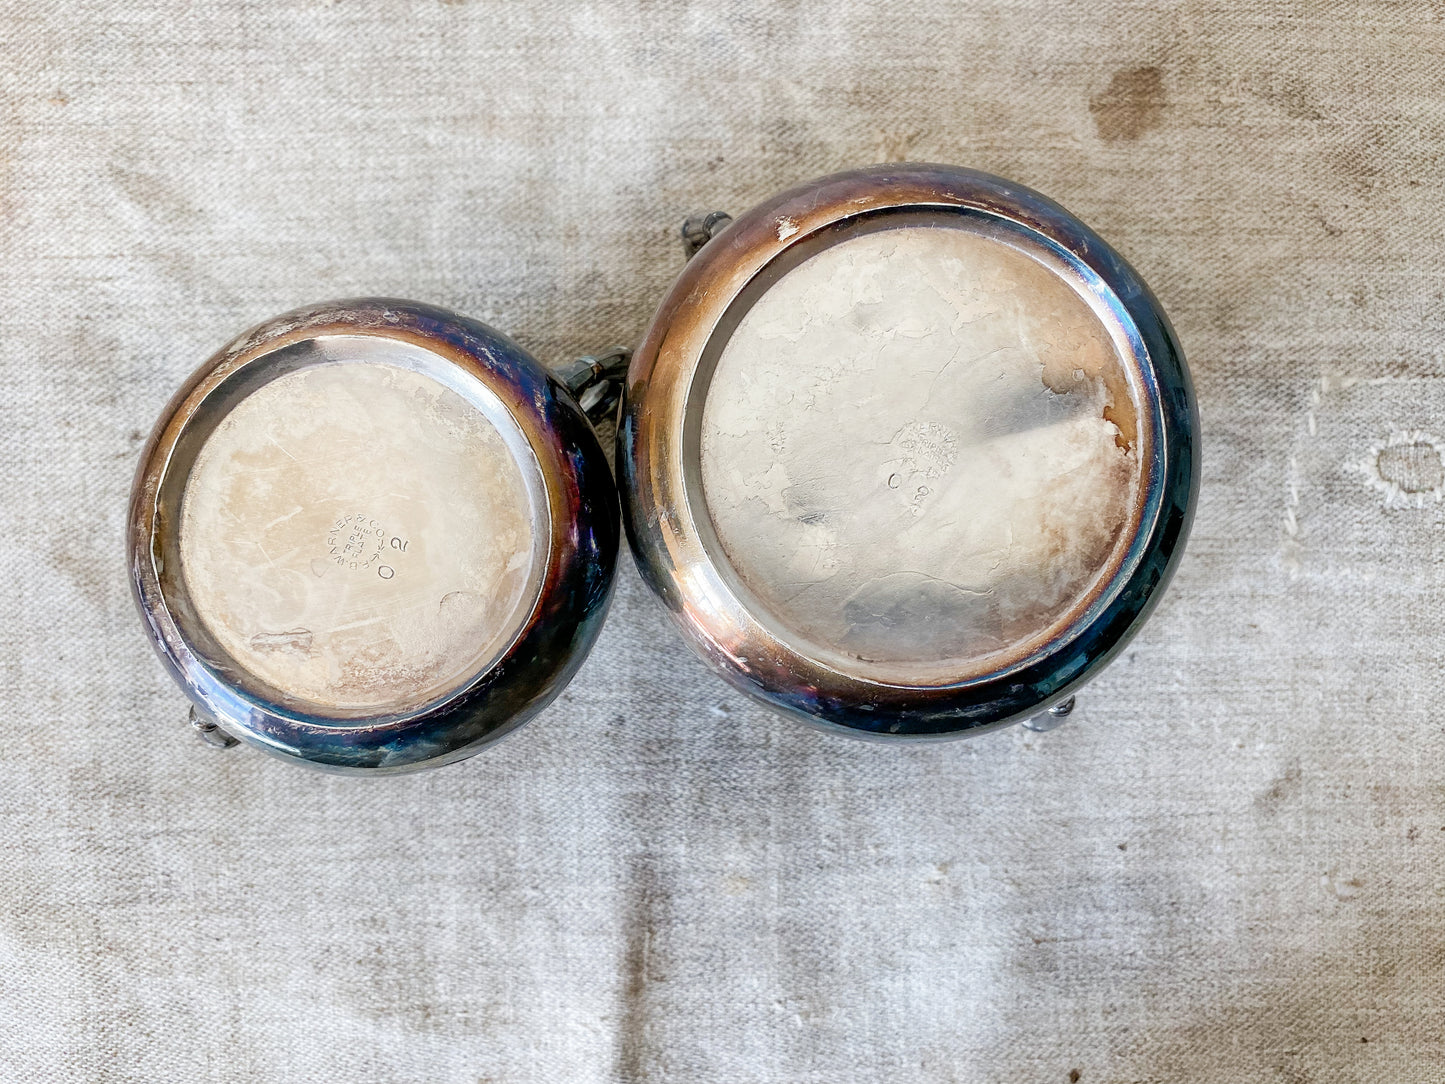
1255 759 1302 811
1089 66 1165 142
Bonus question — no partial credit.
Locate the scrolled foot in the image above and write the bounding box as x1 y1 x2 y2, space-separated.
189 706 239 749
1022 695 1076 733
681 211 733 259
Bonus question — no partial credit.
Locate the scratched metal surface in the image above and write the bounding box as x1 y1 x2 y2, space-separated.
179 349 544 713
1 2 1442 1081
698 220 1143 685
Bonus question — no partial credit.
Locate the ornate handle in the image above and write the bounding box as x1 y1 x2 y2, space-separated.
554 346 632 426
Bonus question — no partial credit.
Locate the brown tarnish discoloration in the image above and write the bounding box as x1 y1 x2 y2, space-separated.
616 857 669 1083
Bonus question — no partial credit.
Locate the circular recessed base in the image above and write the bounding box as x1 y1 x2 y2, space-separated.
178 337 547 717
697 218 1145 688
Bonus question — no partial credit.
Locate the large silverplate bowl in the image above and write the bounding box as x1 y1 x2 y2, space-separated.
619 164 1198 739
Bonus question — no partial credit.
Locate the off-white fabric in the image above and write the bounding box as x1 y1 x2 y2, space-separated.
3 2 1443 1080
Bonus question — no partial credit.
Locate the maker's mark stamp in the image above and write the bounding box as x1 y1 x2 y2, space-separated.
327 513 410 578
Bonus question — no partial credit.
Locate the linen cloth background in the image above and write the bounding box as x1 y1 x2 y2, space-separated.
2 1 1443 1080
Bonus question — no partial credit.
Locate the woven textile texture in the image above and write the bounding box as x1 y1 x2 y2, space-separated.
3 1 1443 1080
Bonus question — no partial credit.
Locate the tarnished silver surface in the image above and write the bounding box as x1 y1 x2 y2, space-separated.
619 164 1197 738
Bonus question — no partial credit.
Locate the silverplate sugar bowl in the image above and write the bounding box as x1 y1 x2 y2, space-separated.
129 299 618 771
619 164 1198 739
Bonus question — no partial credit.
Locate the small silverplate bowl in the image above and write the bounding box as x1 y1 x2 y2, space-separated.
619 164 1198 738
129 299 618 772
